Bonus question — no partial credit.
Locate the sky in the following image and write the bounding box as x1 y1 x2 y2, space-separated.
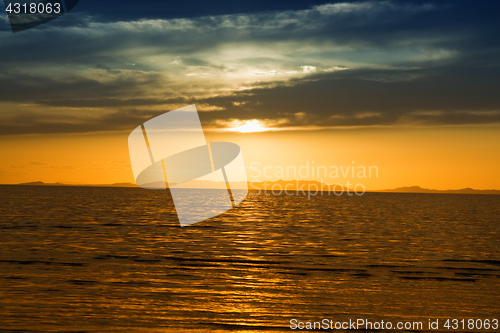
0 0 499 189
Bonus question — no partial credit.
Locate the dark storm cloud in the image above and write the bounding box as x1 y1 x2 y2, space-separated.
196 60 500 128
0 1 499 134
71 0 374 22
0 107 167 135
0 69 167 106
0 1 480 69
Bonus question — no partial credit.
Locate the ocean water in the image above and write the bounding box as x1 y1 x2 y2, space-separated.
0 185 499 332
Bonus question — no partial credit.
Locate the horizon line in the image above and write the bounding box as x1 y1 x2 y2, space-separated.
2 181 499 194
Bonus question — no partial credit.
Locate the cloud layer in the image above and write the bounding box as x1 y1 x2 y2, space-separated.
0 1 499 134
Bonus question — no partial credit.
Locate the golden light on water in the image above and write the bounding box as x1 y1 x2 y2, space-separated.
229 119 269 133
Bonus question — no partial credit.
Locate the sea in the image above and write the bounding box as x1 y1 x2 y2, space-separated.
1 185 499 332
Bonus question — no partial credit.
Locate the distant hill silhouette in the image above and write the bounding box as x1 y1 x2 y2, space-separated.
15 181 138 188
373 185 500 195
5 181 500 194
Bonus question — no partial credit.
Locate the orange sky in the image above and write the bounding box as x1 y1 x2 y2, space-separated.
1 3 499 191
0 1 500 190
1 124 499 190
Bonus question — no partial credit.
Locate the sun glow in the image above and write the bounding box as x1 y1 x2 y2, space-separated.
229 119 269 133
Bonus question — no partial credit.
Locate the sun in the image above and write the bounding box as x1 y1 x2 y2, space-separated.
229 119 269 133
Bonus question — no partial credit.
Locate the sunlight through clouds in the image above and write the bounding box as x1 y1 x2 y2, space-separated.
0 1 498 135
228 119 269 133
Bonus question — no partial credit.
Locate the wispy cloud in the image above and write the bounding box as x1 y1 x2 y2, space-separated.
0 1 499 134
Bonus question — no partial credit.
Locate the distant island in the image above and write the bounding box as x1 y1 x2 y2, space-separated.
4 181 499 195
373 185 500 195
13 181 139 188
249 181 500 195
